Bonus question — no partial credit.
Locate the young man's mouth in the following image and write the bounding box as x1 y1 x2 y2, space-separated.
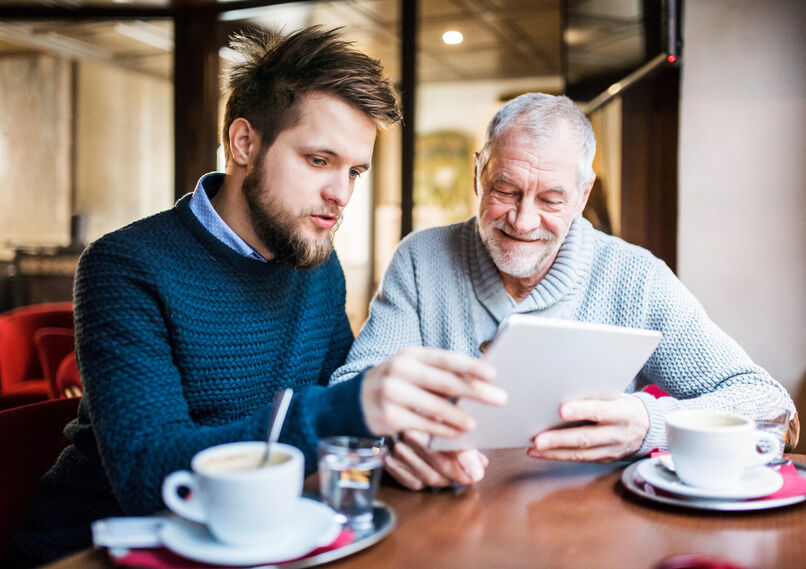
311 214 339 229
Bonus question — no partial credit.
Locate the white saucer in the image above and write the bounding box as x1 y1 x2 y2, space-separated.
159 497 341 566
635 457 783 500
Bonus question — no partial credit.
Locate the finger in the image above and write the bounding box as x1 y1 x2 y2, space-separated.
455 448 487 483
384 453 425 490
381 398 467 438
533 425 626 452
399 431 473 484
558 398 626 424
397 357 506 407
402 346 496 382
527 443 628 463
392 441 457 487
383 379 477 433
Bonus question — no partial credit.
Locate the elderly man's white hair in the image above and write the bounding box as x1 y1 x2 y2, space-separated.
477 93 597 194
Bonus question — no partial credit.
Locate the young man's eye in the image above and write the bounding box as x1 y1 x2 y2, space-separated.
309 156 326 166
349 168 362 179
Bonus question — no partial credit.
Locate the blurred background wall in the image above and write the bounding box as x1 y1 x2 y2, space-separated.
678 0 806 395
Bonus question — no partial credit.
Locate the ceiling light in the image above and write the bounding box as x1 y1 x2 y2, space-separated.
442 30 463 45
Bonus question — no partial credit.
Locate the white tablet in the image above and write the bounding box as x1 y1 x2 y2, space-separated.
431 315 662 450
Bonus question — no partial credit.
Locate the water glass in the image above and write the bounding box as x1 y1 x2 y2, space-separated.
317 436 387 529
753 408 793 460
729 405 793 462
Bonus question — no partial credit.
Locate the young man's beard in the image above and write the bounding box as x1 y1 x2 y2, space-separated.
241 165 339 269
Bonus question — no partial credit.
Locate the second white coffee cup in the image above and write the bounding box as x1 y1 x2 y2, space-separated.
666 410 779 490
162 441 304 545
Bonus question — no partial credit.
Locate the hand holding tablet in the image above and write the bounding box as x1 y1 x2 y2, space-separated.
431 315 662 451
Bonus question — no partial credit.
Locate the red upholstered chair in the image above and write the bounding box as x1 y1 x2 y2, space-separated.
55 352 82 399
0 397 80 559
33 327 76 399
0 302 74 409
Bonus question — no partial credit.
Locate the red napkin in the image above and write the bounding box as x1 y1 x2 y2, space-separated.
646 450 806 500
110 529 355 569
761 462 806 499
642 385 672 399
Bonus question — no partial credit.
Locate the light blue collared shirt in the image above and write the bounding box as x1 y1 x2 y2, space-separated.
188 172 267 262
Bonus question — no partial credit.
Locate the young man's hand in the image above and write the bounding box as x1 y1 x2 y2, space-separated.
384 430 488 490
360 346 506 438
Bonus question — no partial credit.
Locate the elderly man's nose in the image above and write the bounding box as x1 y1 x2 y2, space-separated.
507 202 541 232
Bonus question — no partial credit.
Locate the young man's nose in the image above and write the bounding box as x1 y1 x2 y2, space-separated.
322 173 352 207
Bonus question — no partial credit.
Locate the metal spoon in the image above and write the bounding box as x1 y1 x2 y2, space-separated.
263 388 294 467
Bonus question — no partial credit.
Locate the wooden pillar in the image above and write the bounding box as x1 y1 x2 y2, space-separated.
620 66 680 272
400 0 417 238
173 5 220 200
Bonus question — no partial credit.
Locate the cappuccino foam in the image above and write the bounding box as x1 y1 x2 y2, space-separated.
200 449 290 472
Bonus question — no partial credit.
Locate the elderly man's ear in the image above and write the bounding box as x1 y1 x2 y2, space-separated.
575 177 595 218
473 152 481 198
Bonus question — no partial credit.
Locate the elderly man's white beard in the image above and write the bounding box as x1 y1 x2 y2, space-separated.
479 219 559 279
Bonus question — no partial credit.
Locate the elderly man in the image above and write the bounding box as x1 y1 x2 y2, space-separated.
331 93 795 490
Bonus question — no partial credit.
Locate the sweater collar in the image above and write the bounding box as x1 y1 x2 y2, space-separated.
466 216 596 323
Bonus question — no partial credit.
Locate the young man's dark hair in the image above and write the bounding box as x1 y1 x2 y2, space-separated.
221 26 401 162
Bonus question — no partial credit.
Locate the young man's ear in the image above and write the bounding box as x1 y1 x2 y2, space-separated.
228 118 259 168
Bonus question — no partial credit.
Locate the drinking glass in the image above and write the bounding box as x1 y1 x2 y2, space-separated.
317 436 387 529
730 405 793 462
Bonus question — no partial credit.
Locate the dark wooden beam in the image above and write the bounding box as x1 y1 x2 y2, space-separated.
173 4 220 200
620 65 679 272
0 6 174 20
400 0 417 238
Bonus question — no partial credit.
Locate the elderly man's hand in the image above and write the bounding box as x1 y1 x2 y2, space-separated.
527 394 649 462
361 346 506 438
384 430 488 490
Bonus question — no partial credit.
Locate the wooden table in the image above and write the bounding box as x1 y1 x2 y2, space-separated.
42 451 806 569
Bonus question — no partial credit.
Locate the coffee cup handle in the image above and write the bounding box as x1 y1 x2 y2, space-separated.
162 470 206 523
749 432 781 466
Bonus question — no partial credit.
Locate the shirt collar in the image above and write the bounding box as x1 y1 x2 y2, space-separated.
188 172 267 263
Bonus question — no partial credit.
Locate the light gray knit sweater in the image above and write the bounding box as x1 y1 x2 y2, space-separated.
332 216 794 455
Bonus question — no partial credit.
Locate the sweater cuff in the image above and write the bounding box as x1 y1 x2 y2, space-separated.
284 373 372 476
312 372 373 439
632 391 681 456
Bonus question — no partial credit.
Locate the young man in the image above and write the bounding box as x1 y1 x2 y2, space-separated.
332 93 795 490
8 27 504 566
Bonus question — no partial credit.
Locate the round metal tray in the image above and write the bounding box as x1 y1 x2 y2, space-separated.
265 501 396 568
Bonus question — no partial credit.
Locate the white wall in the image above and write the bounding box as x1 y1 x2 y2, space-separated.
678 0 806 393
76 61 173 241
0 56 71 257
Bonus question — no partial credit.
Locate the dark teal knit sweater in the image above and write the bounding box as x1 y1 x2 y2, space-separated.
13 194 370 563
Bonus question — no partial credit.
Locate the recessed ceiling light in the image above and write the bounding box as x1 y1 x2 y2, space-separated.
442 30 463 45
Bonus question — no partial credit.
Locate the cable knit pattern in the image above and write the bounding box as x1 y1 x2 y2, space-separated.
13 194 370 564
332 216 794 457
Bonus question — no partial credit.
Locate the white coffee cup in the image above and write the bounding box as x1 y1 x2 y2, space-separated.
666 410 779 490
162 441 304 545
